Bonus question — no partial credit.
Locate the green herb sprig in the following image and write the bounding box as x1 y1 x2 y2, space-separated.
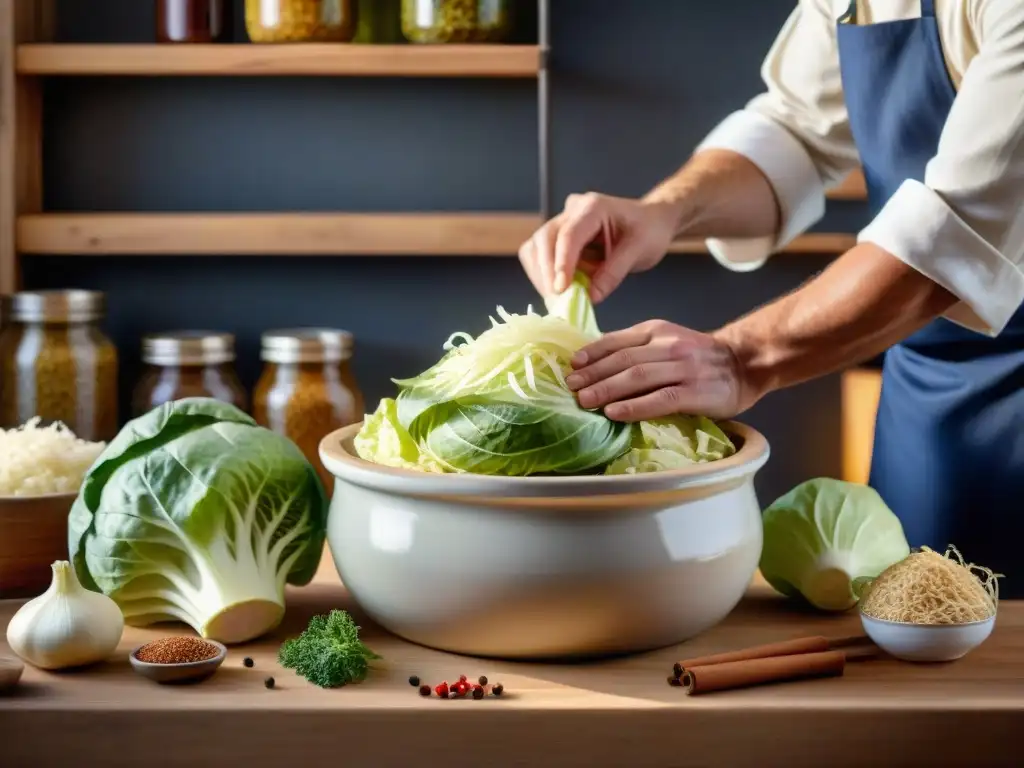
278 610 381 688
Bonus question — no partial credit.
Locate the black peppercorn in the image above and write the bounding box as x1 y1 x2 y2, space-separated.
492 683 504 696
478 675 488 686
409 675 420 687
264 677 275 689
419 684 431 696
472 685 484 700
243 657 254 668
667 676 682 687
672 663 683 678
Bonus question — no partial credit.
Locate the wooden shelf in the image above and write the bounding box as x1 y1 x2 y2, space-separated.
16 212 543 255
828 169 867 201
669 232 856 254
16 43 543 78
18 212 857 256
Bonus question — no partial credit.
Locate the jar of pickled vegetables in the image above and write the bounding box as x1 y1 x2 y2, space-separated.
156 0 229 43
246 0 358 43
0 291 118 442
132 331 248 417
252 329 364 491
354 0 402 43
401 0 511 43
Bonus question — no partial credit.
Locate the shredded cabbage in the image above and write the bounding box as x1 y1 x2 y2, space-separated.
355 273 737 476
0 418 105 497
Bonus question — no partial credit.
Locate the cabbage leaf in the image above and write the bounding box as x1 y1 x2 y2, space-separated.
356 273 736 476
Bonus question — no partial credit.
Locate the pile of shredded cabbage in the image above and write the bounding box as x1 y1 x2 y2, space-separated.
355 274 736 476
0 418 106 496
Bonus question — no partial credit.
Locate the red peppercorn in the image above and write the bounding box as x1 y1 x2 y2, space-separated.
434 682 449 698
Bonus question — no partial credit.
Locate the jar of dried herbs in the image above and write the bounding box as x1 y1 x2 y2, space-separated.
0 291 118 442
132 331 248 417
401 0 511 44
354 0 402 43
246 0 358 43
253 329 364 492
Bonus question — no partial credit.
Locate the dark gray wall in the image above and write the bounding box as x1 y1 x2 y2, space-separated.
25 0 871 504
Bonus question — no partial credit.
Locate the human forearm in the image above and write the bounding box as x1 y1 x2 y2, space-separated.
642 149 782 240
713 243 958 404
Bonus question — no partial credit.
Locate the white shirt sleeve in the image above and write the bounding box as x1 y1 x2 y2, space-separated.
697 0 1024 336
695 0 861 272
860 0 1024 336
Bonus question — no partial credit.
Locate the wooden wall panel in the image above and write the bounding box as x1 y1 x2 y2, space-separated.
0 0 51 296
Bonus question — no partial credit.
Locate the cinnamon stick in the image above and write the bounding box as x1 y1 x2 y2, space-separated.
681 650 846 695
672 635 832 678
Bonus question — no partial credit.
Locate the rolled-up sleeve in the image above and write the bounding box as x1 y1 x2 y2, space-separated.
696 0 861 272
858 1 1024 336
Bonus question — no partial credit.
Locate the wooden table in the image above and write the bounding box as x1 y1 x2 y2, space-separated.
1 555 1021 768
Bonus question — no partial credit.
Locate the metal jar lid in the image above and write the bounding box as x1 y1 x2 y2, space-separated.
11 290 106 323
143 331 237 366
260 328 353 364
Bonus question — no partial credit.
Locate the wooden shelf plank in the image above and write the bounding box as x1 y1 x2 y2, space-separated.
16 43 542 78
18 213 858 257
828 168 867 200
669 232 856 254
17 212 545 255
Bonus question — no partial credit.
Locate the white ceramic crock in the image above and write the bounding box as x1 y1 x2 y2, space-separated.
319 421 770 659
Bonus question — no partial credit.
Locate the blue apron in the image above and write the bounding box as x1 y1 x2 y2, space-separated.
838 0 1024 597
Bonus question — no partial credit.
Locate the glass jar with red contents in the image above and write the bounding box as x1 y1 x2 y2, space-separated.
132 331 248 417
156 0 229 43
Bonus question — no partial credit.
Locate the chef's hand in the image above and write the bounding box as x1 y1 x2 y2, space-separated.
564 320 758 421
518 193 679 302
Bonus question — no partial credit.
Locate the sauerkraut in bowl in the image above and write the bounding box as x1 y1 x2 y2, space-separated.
0 418 105 497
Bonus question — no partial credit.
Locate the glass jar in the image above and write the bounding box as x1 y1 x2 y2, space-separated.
0 291 118 442
252 329 364 492
133 331 248 417
401 0 511 43
246 0 358 43
354 0 402 43
156 0 229 43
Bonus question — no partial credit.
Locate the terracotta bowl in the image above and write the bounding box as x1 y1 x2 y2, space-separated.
320 420 771 660
0 492 77 599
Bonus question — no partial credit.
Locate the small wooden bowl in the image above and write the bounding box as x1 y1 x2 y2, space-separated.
129 641 227 685
0 492 77 599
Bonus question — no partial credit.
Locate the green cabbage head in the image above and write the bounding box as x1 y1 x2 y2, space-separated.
759 478 910 611
68 398 328 644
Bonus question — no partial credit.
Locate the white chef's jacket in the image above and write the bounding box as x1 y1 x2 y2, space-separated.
697 0 1024 336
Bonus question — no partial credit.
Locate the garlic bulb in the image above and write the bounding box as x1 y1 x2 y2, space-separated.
6 560 124 670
